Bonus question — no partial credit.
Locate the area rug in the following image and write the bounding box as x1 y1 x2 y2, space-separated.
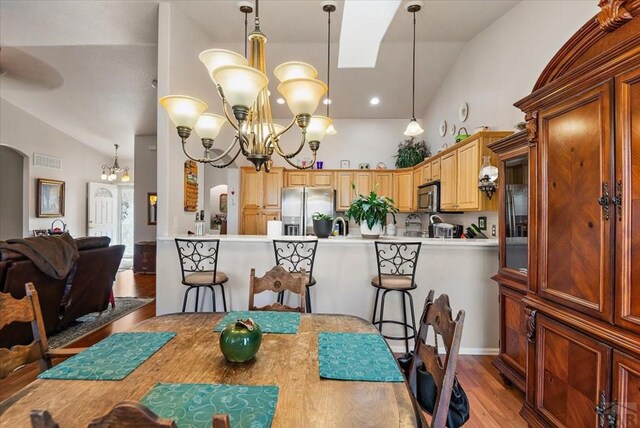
48 297 154 349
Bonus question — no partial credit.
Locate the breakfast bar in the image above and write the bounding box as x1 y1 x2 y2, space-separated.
156 235 499 354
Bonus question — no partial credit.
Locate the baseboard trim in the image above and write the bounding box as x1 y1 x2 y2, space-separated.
389 345 499 355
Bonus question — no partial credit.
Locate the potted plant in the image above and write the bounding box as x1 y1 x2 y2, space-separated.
312 212 334 238
345 186 398 239
394 137 430 168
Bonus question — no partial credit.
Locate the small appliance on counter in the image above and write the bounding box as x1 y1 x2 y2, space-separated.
428 215 463 238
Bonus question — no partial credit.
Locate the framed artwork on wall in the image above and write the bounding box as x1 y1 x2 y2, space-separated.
340 160 350 169
36 178 65 217
148 192 158 225
32 229 48 237
219 193 228 213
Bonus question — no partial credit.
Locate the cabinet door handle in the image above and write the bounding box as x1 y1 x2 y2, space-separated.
598 182 610 221
613 180 622 222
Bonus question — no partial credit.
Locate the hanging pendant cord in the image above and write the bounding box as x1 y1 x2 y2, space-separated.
326 9 331 117
411 11 416 120
255 0 260 31
244 11 248 58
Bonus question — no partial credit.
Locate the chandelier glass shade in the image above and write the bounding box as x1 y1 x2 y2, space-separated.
159 0 332 172
101 144 130 182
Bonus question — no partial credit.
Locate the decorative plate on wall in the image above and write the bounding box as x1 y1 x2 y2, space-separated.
439 120 447 137
458 102 469 122
449 124 457 135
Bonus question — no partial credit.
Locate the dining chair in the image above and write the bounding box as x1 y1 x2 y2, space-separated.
175 239 229 312
408 293 466 428
0 283 83 379
249 265 306 312
370 241 422 353
273 239 318 313
31 402 231 428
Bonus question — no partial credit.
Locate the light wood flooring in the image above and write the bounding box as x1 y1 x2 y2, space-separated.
0 271 526 426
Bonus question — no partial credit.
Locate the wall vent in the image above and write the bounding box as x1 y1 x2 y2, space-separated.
33 153 62 169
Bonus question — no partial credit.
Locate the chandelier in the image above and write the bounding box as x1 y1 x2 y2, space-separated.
160 0 333 172
101 144 130 182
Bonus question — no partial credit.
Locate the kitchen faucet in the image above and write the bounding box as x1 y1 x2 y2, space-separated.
331 217 347 236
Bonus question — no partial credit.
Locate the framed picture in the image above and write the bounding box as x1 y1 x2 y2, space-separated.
148 192 158 225
340 160 350 169
219 193 228 214
32 229 48 237
37 179 65 217
478 216 487 230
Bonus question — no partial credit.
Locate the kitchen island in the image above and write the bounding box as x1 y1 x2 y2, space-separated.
156 235 499 353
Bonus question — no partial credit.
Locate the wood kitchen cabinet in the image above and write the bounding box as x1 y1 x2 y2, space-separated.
373 171 393 200
440 151 458 211
310 171 333 187
285 170 333 188
421 162 432 184
514 8 640 427
240 167 283 234
431 158 441 180
336 171 355 211
393 170 414 212
413 168 422 210
285 171 309 187
456 140 481 210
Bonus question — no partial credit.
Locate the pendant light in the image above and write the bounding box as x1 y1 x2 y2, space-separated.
323 1 337 136
404 1 424 137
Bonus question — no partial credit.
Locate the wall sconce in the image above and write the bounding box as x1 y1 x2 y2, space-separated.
478 155 498 200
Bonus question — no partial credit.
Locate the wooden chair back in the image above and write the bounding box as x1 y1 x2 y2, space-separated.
409 293 465 428
249 265 306 312
31 403 230 428
0 283 51 378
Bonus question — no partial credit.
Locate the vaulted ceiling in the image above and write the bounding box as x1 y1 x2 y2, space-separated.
0 0 520 158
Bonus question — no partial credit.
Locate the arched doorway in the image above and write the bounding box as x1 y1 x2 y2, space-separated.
0 145 28 239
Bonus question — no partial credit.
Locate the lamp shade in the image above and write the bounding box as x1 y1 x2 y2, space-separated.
199 49 248 84
159 95 208 129
213 65 268 108
274 61 318 83
194 113 226 140
326 124 338 135
306 116 333 142
277 78 327 116
403 119 424 137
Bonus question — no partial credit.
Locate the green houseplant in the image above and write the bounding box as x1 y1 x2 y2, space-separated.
345 185 398 239
312 212 334 238
394 137 430 168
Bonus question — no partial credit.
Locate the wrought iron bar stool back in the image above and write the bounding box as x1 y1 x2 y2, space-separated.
371 241 421 353
175 239 229 312
272 239 318 313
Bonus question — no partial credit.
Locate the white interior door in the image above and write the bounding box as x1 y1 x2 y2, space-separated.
88 182 118 240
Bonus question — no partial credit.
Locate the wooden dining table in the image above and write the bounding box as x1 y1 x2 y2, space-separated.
0 313 423 427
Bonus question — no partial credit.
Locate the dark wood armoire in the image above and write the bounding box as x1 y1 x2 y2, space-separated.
513 1 640 426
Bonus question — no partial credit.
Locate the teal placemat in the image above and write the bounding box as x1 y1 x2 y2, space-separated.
39 332 175 381
214 311 300 334
142 383 279 428
318 332 404 382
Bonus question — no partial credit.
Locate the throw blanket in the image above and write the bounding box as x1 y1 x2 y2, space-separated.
0 233 79 279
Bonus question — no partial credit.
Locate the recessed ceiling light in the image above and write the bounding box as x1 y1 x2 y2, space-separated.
370 97 380 105
323 98 332 105
276 97 286 105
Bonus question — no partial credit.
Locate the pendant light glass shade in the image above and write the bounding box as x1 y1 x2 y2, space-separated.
199 49 248 84
121 171 130 182
306 116 333 142
404 119 424 137
159 95 208 129
326 124 337 135
213 65 268 108
274 61 318 83
277 78 327 116
194 113 226 140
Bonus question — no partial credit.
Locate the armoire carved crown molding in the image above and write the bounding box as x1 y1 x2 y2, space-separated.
597 0 634 31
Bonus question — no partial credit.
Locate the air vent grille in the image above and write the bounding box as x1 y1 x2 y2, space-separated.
33 153 61 169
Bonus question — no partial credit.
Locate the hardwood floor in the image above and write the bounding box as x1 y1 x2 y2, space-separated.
0 271 526 426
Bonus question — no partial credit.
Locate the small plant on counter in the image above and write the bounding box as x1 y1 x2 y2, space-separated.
312 212 334 238
345 184 398 239
394 137 430 168
312 212 333 221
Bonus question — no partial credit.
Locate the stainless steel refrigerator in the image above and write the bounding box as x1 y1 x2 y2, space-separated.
281 187 335 236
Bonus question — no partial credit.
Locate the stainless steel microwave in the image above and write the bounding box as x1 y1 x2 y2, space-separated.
417 182 440 213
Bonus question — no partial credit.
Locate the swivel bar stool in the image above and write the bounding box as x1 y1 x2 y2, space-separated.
175 238 229 312
371 241 421 353
273 239 318 313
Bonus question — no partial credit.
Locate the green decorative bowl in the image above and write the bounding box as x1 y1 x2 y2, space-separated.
219 318 262 362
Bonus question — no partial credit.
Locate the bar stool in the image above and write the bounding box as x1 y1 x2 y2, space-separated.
371 241 421 353
273 239 318 313
175 238 228 312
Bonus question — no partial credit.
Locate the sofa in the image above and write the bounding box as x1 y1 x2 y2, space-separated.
0 236 125 349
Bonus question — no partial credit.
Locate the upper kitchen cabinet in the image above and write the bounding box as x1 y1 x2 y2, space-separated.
431 158 441 181
336 171 355 211
421 162 432 184
285 171 309 187
373 171 393 200
310 171 334 188
394 169 414 212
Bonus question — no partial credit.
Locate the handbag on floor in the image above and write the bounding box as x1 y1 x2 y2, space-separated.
398 351 470 428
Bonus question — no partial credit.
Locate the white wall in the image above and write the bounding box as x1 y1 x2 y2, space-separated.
0 98 123 237
134 135 157 242
0 146 26 239
421 1 599 152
